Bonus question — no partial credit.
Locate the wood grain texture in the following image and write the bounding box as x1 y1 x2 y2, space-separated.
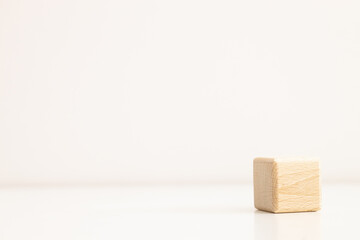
253 157 321 213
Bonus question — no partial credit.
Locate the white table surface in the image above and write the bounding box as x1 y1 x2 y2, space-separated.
0 183 358 240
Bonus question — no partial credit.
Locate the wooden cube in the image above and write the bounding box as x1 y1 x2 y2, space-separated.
253 157 321 213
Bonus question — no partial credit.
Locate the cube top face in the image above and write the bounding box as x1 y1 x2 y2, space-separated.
253 157 321 213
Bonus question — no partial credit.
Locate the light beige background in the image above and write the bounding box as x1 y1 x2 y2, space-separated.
1 0 359 184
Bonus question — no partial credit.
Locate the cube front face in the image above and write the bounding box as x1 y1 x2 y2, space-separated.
254 157 321 213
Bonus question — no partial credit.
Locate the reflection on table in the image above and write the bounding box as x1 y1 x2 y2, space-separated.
254 210 321 240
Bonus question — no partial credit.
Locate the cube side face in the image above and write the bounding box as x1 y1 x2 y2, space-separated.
274 160 321 213
253 158 277 212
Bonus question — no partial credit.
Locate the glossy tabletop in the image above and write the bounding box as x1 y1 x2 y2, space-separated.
0 183 358 239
